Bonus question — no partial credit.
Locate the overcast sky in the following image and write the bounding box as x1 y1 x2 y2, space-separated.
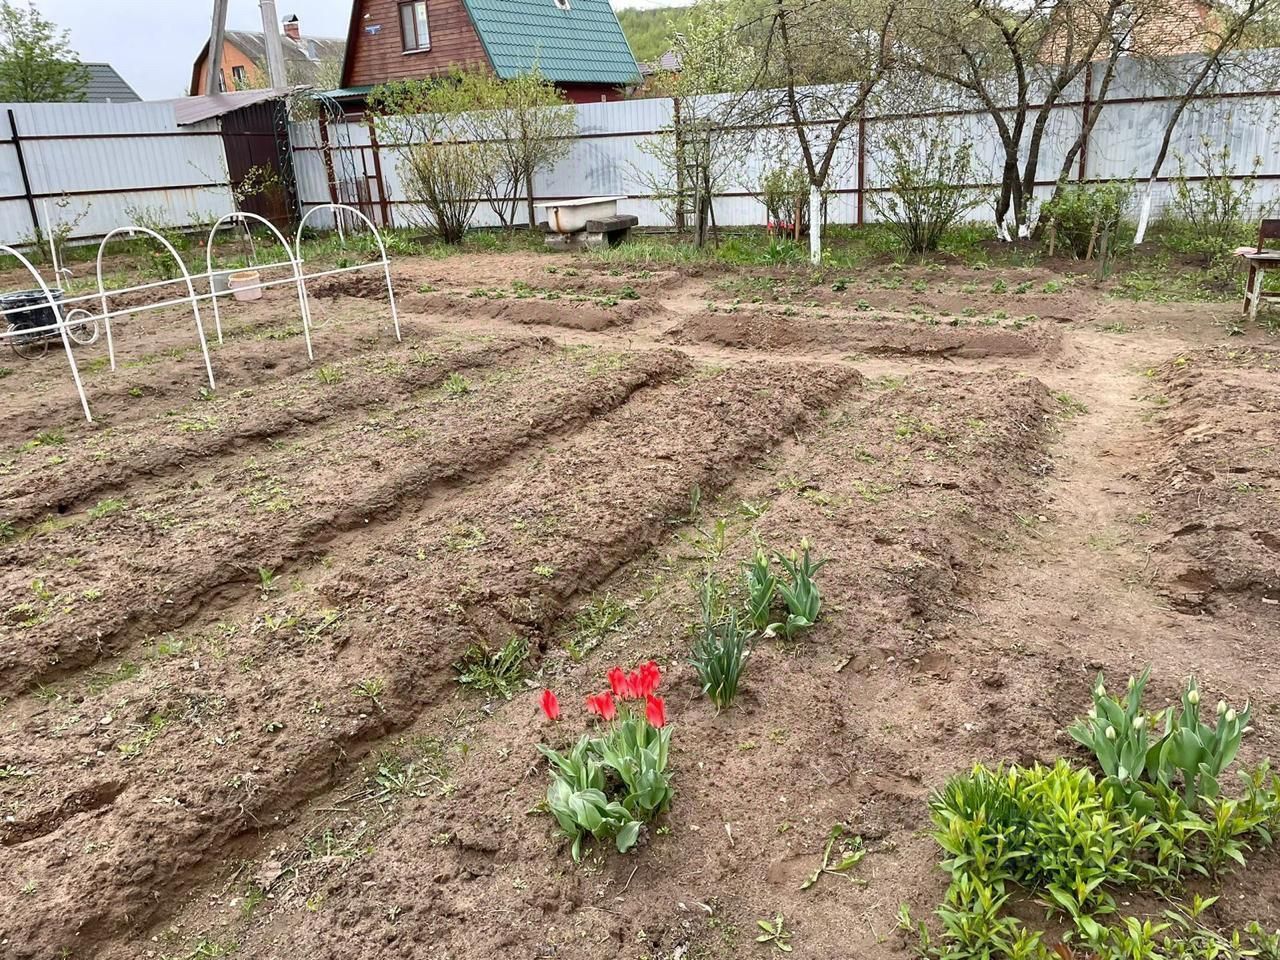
36 0 684 101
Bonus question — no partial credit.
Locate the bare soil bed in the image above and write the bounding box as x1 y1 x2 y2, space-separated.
1 249 1277 960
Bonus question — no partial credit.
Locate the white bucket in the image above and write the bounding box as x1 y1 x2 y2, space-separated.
228 270 262 302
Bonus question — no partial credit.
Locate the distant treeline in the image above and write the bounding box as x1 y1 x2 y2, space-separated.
615 7 694 65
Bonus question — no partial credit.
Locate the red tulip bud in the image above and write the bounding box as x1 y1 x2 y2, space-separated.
645 694 667 728
539 689 560 721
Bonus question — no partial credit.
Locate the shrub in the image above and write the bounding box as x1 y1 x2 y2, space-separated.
537 661 672 861
759 164 810 238
397 140 489 245
1040 180 1132 258
868 125 980 254
1167 134 1263 267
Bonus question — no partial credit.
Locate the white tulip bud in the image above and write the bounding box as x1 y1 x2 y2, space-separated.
1097 684 1107 698
1217 700 1227 715
1188 690 1200 706
1226 709 1237 723
1133 716 1145 731
1106 726 1117 740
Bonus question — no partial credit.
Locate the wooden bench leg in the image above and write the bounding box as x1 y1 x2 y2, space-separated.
1249 266 1264 323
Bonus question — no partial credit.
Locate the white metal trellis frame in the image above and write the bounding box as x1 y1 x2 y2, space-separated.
5 203 401 424
206 212 314 360
95 226 216 389
295 203 401 343
0 244 92 422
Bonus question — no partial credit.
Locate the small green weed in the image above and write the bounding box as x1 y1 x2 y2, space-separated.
88 498 125 520
455 636 530 699
756 914 794 952
442 372 471 396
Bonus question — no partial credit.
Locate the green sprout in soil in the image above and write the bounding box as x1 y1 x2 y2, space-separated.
455 636 530 699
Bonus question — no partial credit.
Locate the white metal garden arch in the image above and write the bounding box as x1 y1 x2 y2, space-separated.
95 226 216 389
0 244 93 422
294 203 401 343
205 211 314 359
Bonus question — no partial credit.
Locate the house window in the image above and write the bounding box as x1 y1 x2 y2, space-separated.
231 65 246 88
399 1 430 51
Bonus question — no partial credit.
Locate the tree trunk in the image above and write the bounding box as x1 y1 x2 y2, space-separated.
524 167 536 230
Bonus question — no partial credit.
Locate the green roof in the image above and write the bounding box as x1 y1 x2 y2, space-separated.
460 0 641 85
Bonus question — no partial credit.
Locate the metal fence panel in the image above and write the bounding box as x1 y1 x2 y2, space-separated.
290 51 1280 233
0 100 233 247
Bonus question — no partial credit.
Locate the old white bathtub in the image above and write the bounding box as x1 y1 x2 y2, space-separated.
537 196 628 234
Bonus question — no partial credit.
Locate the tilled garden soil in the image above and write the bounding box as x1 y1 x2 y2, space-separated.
1 250 1278 960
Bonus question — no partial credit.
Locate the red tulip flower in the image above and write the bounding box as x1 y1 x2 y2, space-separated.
539 689 560 721
607 667 627 698
645 694 667 728
585 691 617 722
638 660 661 697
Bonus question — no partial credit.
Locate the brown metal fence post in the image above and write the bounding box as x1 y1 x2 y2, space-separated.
365 116 391 228
8 110 41 245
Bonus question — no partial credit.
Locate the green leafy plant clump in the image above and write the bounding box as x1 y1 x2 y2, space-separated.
1041 179 1132 259
1068 668 1250 809
536 662 671 861
685 541 828 712
768 539 828 641
454 636 529 699
905 669 1280 960
690 575 754 711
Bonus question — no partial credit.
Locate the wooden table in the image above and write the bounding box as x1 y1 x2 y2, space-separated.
1240 250 1280 320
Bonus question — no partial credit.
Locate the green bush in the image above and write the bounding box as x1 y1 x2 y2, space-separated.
903 671 1280 960
868 126 980 254
1167 135 1263 268
1040 180 1132 258
759 164 811 236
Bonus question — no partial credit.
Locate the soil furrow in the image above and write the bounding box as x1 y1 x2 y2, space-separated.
0 334 531 526
126 368 1059 960
0 293 386 440
0 346 689 699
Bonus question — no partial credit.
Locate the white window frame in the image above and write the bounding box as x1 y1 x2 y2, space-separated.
399 1 430 53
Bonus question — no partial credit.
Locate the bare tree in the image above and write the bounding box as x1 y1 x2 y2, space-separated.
904 0 1130 238
1131 0 1279 241
633 0 767 246
766 0 898 260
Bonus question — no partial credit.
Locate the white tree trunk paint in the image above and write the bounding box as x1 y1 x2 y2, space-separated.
809 184 821 265
1133 182 1155 245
